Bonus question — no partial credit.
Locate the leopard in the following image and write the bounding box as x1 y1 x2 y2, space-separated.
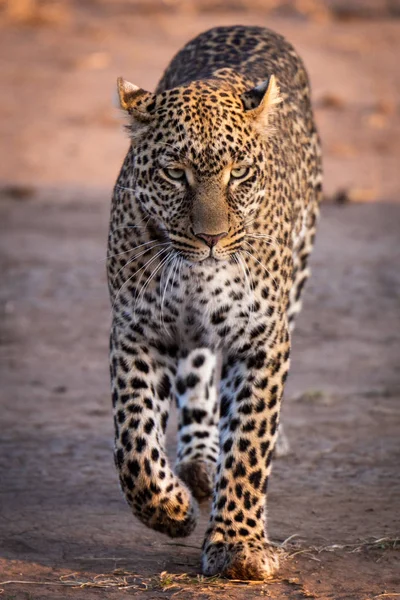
107 25 322 581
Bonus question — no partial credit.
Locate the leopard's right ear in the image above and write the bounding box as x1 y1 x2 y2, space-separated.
242 75 282 136
116 77 156 124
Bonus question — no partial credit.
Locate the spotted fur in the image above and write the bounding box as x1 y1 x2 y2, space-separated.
107 25 322 580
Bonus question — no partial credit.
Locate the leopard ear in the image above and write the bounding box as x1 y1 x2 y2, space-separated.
242 75 282 132
116 77 156 123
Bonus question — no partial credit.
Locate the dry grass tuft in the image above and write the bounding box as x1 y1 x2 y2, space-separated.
0 570 278 594
286 536 399 562
0 538 397 594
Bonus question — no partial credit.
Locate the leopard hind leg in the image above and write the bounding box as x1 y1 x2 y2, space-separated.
175 349 220 500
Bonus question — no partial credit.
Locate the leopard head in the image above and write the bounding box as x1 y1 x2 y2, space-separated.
117 72 281 262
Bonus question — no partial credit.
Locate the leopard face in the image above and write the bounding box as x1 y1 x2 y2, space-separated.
118 73 281 262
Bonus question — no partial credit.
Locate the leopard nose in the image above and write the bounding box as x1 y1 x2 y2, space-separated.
194 231 228 248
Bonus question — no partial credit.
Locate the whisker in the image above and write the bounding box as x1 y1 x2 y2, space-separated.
111 247 170 314
177 256 184 296
246 234 279 242
170 252 182 294
166 254 183 336
111 242 170 288
243 238 279 255
135 250 174 316
243 215 258 229
236 251 255 331
104 238 164 262
242 248 280 292
160 253 179 334
245 233 280 247
115 184 136 194
109 213 152 235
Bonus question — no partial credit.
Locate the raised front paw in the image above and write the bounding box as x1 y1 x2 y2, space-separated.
176 459 216 501
202 537 282 580
133 483 199 538
149 500 198 538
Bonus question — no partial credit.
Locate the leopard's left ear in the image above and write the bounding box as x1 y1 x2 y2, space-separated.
115 77 157 139
116 77 157 118
242 75 282 132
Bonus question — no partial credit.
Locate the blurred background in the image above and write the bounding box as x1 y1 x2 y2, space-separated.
0 2 399 599
1 0 399 200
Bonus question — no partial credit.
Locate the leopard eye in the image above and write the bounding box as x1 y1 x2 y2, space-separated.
163 167 186 181
230 166 250 180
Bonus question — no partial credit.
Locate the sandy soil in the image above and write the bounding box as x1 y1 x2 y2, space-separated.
0 3 399 599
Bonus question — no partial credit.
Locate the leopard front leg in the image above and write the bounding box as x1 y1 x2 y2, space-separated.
111 326 198 537
202 325 290 579
175 349 220 500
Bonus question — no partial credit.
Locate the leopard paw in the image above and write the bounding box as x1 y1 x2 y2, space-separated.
202 538 282 580
137 485 199 538
176 460 216 501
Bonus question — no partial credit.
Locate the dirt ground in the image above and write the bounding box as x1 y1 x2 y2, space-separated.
0 2 399 599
